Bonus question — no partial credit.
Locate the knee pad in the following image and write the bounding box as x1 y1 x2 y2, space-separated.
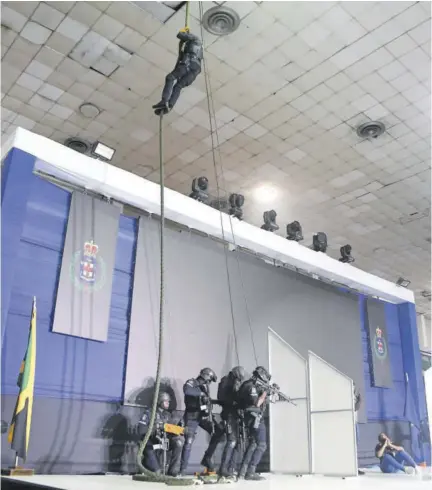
174 437 184 448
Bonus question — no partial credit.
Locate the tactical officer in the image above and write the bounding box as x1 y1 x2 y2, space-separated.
237 366 271 481
201 366 246 479
153 28 203 115
180 367 221 474
138 392 184 476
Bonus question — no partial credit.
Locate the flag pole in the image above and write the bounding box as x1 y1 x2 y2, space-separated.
1 297 36 477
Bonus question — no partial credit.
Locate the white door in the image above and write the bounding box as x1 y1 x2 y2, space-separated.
308 351 358 477
268 327 310 474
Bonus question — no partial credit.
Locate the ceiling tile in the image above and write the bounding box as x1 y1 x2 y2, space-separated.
31 3 65 31
20 21 52 45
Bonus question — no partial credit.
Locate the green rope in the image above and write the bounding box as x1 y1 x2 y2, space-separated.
134 117 198 487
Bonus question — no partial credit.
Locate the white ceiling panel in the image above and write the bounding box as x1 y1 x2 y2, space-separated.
1 1 430 313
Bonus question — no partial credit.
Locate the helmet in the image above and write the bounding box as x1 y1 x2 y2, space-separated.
253 366 271 384
158 392 171 408
230 366 246 383
199 367 217 383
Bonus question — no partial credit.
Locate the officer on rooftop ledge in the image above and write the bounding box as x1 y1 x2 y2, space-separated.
153 28 203 116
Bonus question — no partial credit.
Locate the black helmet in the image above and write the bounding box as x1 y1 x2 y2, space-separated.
230 366 246 382
158 392 170 407
199 367 217 383
253 366 271 384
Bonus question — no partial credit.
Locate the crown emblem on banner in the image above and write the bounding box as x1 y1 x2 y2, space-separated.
375 326 382 338
83 240 99 257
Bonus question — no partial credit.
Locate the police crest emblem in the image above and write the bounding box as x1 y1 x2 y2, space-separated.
70 240 106 292
373 326 387 360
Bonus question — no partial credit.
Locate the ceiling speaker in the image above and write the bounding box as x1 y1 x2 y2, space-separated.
64 137 91 155
356 121 386 139
202 6 241 36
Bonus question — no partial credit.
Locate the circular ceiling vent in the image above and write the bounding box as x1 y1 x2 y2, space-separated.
202 6 241 36
79 103 100 118
356 121 386 139
64 137 90 154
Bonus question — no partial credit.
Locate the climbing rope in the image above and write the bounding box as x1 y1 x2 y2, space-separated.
135 2 259 483
198 2 259 366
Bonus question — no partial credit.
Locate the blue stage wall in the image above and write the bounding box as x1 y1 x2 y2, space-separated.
1 165 136 402
1 147 429 471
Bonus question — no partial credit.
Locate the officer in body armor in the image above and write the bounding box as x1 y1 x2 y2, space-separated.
202 366 246 479
237 366 271 481
180 367 221 475
153 28 203 115
138 392 184 476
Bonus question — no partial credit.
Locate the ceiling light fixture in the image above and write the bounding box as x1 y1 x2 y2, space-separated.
396 277 411 288
229 193 245 220
286 221 303 242
189 176 209 204
202 5 241 36
261 210 279 232
91 141 115 161
79 103 101 119
339 244 355 263
312 232 328 253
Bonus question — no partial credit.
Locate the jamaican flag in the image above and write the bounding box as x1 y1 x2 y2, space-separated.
8 297 37 462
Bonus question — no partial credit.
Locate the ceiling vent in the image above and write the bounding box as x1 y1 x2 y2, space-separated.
64 137 91 155
202 6 241 36
356 121 386 139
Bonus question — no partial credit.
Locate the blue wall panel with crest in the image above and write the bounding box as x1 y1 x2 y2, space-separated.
1 173 136 402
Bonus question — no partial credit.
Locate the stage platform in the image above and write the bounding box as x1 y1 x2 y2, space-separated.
1 472 431 490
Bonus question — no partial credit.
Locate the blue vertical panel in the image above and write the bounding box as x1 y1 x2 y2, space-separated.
2 176 137 402
359 296 405 421
398 302 430 464
1 148 36 344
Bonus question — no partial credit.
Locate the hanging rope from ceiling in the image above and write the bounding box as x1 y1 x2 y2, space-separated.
198 1 259 367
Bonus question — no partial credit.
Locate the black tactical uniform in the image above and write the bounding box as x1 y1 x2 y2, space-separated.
237 366 271 481
204 366 246 478
138 392 184 476
180 368 221 474
153 29 203 114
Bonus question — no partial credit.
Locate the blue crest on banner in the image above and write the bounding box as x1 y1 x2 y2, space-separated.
374 326 387 360
70 240 106 292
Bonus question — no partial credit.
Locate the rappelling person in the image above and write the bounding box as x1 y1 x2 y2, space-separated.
152 27 203 116
236 366 272 481
138 392 184 477
202 366 246 481
179 367 222 475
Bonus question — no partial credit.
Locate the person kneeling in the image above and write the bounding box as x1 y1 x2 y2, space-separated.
138 392 184 477
375 433 420 475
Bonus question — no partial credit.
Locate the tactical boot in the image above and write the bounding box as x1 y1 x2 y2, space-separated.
153 101 170 116
238 465 247 480
200 455 216 474
245 466 265 481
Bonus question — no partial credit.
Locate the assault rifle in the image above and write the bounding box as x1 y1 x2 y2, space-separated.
199 391 215 435
256 380 297 406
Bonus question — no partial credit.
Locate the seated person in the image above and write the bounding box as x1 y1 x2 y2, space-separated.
375 432 419 474
138 392 184 476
